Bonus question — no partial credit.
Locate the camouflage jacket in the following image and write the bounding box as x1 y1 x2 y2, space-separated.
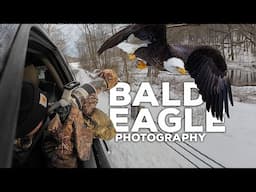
43 104 93 168
43 105 116 168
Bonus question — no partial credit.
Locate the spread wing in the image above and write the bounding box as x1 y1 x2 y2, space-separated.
97 24 166 55
171 45 234 120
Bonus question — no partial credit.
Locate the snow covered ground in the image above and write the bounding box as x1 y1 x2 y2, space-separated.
69 62 256 168
190 102 256 168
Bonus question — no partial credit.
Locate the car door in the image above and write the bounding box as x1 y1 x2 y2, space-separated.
0 24 31 168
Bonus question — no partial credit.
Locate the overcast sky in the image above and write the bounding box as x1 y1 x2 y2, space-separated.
59 24 129 58
59 24 80 57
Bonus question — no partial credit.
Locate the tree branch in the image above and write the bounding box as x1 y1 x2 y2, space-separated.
167 24 200 29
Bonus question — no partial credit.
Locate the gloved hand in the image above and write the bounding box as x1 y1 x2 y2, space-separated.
83 108 116 141
97 69 119 90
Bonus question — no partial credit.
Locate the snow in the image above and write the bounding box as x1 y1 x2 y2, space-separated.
69 62 81 70
107 138 193 168
189 102 256 168
232 86 256 103
71 62 256 168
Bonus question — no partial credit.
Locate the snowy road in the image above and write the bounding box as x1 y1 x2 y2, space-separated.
188 102 256 168
105 101 256 168
71 64 256 168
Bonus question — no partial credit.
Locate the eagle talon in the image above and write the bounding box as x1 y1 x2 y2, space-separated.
136 60 147 70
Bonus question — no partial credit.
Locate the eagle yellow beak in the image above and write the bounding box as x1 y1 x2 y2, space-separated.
177 67 187 75
128 54 136 61
136 60 147 70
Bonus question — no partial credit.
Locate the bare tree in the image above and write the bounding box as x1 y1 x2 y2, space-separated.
75 24 125 72
40 24 67 54
167 24 256 62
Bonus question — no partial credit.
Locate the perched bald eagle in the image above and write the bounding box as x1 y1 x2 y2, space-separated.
98 24 234 121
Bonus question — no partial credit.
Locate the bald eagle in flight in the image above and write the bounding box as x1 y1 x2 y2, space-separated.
97 24 233 121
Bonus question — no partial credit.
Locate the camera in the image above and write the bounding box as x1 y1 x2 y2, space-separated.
48 77 108 121
48 69 118 122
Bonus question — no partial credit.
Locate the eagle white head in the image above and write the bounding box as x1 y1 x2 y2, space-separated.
163 57 187 75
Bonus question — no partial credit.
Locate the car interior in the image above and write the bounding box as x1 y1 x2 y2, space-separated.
23 52 63 107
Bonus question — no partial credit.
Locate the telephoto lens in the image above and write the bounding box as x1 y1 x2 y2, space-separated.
48 69 118 114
